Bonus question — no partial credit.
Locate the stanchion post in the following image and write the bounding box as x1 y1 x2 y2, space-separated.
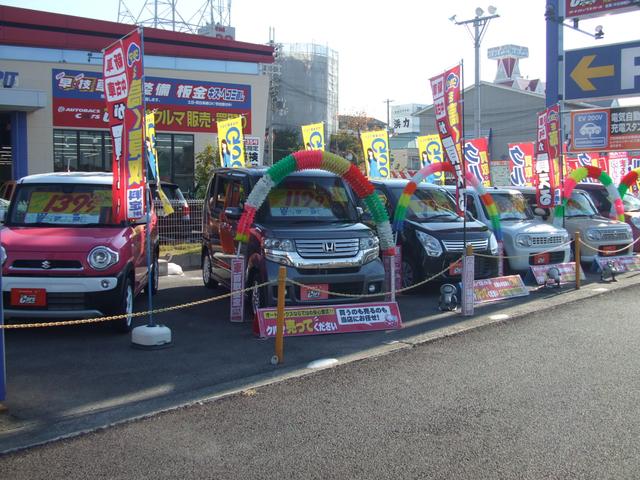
390 252 396 302
274 265 286 364
575 231 581 290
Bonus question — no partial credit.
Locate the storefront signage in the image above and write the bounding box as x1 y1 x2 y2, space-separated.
244 136 262 166
565 0 638 20
471 275 529 304
529 262 585 286
569 107 640 152
52 68 252 133
256 302 402 338
0 71 19 88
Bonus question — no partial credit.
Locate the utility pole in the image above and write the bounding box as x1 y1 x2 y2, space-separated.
451 6 499 139
383 99 394 134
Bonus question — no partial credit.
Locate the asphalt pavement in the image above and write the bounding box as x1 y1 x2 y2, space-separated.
1 264 639 456
3 272 640 478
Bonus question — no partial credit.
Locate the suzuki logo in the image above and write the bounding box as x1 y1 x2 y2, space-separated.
322 242 335 253
41 260 51 269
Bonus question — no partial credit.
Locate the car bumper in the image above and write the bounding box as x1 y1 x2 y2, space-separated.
262 258 386 307
506 246 571 271
3 273 126 319
419 251 498 281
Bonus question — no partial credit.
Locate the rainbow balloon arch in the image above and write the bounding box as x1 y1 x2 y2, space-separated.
234 150 396 255
553 165 625 227
392 162 503 242
618 167 640 198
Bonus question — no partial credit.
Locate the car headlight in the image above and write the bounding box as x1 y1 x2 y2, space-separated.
87 246 119 270
631 217 640 230
359 235 379 250
586 229 602 241
515 234 533 247
416 231 443 257
0 245 5 265
489 232 499 255
263 238 295 251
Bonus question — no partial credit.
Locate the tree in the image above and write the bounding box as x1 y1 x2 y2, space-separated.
193 144 219 199
272 128 302 162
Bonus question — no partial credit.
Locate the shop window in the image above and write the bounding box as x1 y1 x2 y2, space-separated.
156 133 194 195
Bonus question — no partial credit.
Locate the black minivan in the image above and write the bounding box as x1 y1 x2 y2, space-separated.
368 179 499 288
202 167 386 315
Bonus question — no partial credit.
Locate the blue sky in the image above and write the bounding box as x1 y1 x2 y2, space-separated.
5 0 640 120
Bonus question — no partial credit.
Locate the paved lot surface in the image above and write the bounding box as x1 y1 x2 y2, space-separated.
2 277 640 479
0 266 638 454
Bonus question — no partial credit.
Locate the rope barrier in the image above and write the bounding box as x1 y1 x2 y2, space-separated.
577 235 640 255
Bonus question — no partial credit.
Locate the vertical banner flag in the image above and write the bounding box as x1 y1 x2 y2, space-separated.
361 130 390 178
417 134 445 184
430 64 464 213
103 28 146 222
608 151 630 186
301 122 325 151
145 112 174 216
535 105 560 207
217 116 246 168
508 142 535 186
464 138 491 186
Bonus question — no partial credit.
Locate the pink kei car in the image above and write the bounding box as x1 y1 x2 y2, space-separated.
1 172 159 332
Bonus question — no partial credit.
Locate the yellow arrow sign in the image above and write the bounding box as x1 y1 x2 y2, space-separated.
570 55 615 91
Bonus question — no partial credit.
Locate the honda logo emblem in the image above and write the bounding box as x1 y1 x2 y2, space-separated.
322 241 335 253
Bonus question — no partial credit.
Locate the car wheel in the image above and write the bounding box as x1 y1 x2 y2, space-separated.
202 250 218 289
401 258 416 290
113 276 134 333
144 254 159 295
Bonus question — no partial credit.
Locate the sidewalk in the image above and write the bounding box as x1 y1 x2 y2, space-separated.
1 266 638 454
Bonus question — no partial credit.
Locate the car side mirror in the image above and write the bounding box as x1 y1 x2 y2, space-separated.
224 206 243 220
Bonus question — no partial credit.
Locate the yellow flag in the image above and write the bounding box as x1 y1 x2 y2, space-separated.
217 116 246 168
416 135 446 185
145 112 173 216
301 122 325 151
361 130 390 178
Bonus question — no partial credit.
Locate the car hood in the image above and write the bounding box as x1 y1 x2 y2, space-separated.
499 219 565 237
406 218 489 234
257 222 373 239
1 226 128 252
561 215 627 232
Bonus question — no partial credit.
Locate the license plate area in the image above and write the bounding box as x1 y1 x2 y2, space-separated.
600 245 617 256
300 283 329 301
532 253 550 265
448 261 463 276
11 288 47 307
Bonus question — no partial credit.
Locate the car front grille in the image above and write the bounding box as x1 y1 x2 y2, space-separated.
11 260 83 270
296 239 359 258
601 229 630 241
531 235 565 246
441 239 489 253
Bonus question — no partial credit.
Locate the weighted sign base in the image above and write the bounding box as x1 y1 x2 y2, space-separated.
131 324 172 349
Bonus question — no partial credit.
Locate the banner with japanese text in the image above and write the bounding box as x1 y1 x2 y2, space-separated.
565 152 605 184
608 151 631 186
53 68 252 133
535 105 560 207
416 134 445 184
361 130 390 178
301 122 325 151
430 64 464 213
145 112 173 216
103 28 146 223
508 142 535 186
464 137 491 186
217 116 246 168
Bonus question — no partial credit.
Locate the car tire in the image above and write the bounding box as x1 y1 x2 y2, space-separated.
202 250 218 289
401 256 420 293
144 254 159 296
113 276 134 333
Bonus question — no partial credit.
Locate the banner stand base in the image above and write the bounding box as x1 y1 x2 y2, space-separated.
131 324 172 349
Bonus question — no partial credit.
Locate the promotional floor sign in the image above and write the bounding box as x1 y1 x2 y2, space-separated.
361 130 390 178
103 28 147 223
302 122 325 151
594 255 640 273
464 137 491 186
535 105 560 207
256 302 402 338
145 112 173 216
508 142 535 187
529 262 585 286
417 134 445 184
430 64 465 214
472 275 529 304
217 116 246 168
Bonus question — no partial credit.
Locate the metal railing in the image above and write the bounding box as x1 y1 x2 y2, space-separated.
154 199 204 246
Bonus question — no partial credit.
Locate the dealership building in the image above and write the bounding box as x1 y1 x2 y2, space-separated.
0 5 274 191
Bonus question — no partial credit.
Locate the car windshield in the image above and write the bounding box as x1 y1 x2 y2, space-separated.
566 191 597 217
492 192 533 220
257 176 357 224
8 183 119 226
390 186 459 222
623 194 640 212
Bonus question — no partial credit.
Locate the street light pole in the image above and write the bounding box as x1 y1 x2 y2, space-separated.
384 98 394 134
452 6 499 139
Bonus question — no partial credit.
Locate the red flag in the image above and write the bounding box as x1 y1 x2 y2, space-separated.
535 105 560 207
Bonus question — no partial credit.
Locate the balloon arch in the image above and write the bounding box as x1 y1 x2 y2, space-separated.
553 165 624 227
618 167 640 198
392 162 503 241
234 150 396 254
